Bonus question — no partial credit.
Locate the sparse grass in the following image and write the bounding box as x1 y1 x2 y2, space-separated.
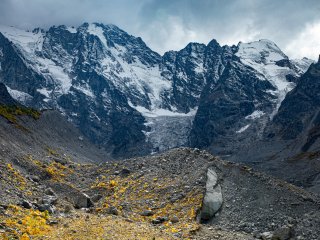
0 105 40 124
6 163 27 191
47 213 176 240
45 161 73 181
0 205 51 240
1 153 205 239
46 147 59 157
25 154 73 182
92 173 203 237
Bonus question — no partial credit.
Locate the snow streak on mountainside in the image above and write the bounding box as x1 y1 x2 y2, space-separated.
0 23 313 157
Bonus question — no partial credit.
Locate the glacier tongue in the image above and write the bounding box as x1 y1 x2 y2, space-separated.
144 115 195 153
128 101 197 152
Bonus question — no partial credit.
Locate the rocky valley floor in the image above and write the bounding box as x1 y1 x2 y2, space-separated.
0 107 319 239
1 145 320 240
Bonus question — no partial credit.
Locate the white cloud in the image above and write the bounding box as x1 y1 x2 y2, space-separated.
0 0 320 59
219 21 261 47
285 21 320 60
138 16 208 54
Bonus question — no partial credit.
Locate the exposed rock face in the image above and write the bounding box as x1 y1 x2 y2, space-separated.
162 42 207 112
200 168 223 221
190 58 276 151
268 58 320 142
189 40 312 158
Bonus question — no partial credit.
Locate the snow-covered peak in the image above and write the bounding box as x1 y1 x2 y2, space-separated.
236 39 287 64
235 39 301 118
0 25 44 53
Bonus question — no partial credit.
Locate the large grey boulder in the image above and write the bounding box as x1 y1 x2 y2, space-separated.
200 168 223 221
47 182 94 209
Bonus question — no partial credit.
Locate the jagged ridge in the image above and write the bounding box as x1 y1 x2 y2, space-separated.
0 23 314 157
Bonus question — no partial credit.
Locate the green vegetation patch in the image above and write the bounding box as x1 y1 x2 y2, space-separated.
0 105 41 124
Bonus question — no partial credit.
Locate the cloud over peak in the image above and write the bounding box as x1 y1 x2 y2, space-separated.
0 0 319 59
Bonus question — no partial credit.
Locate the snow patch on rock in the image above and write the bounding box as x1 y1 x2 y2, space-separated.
236 124 250 133
6 86 33 103
245 110 265 120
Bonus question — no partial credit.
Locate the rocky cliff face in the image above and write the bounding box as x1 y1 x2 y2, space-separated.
225 58 320 194
268 57 320 143
0 24 313 158
189 40 312 157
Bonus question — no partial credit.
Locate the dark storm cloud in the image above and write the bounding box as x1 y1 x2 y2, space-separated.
0 0 319 58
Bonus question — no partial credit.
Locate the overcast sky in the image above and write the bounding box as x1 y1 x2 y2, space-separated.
1 0 320 59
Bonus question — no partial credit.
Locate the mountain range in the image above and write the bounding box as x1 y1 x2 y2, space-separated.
0 22 319 191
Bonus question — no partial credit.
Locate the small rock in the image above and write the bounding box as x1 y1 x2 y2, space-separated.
44 188 56 196
29 175 40 183
151 219 162 224
47 220 58 225
91 194 103 203
106 206 118 216
261 231 273 240
42 195 58 205
73 193 94 209
152 216 167 224
52 157 67 165
140 210 154 216
120 168 131 177
38 204 55 214
272 226 295 240
170 193 185 203
171 216 179 223
21 200 32 209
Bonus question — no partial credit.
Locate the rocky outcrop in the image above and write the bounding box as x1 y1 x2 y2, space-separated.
47 182 94 209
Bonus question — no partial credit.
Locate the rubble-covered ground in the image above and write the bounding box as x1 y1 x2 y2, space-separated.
0 111 320 239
